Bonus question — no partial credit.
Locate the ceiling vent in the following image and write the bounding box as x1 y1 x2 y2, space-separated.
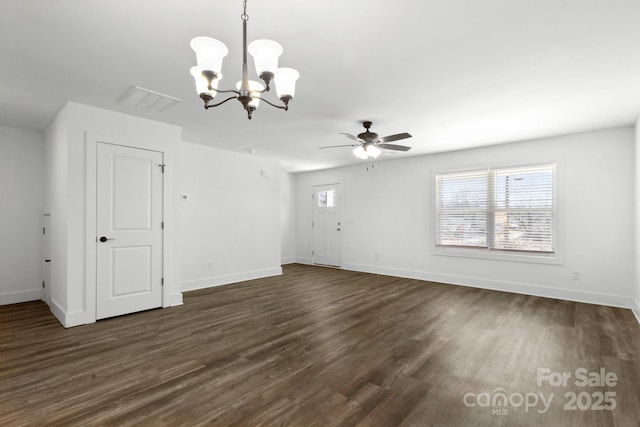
120 86 181 112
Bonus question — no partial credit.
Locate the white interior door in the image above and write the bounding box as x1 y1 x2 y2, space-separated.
96 142 163 320
312 183 342 267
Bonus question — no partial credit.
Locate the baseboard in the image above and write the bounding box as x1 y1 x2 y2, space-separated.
49 298 68 327
170 292 184 306
48 302 96 328
295 257 312 265
0 289 42 306
181 267 283 292
52 293 184 328
281 257 297 265
342 263 635 310
633 299 640 326
64 310 95 328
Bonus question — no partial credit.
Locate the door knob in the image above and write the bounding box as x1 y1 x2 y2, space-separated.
99 236 114 243
337 228 341 231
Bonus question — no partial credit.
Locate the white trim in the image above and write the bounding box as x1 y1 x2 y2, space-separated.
295 256 312 265
281 256 297 265
49 298 68 327
85 133 97 323
170 292 183 306
48 300 95 328
181 267 283 292
66 310 95 327
632 299 640 326
0 289 42 306
343 262 634 309
432 246 562 265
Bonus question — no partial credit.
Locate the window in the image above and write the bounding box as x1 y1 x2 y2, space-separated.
436 163 555 255
317 190 336 207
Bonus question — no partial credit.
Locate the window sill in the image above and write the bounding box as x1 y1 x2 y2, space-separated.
432 246 563 265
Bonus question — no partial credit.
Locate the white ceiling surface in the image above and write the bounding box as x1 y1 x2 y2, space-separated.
1 1 640 172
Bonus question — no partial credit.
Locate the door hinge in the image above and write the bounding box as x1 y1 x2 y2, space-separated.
161 221 164 230
42 227 46 235
42 281 45 288
161 278 164 286
158 164 166 173
312 221 314 227
312 250 314 256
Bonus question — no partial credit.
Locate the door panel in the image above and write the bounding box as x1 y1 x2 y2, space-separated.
312 183 342 267
112 155 153 230
96 143 163 320
111 246 152 296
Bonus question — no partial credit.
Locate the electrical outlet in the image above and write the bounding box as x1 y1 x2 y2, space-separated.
572 272 581 280
375 253 380 261
207 262 213 271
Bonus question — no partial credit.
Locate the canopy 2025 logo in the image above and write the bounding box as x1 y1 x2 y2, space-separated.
462 367 618 416
537 367 618 411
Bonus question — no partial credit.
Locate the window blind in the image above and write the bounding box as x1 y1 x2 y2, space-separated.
436 163 555 254
436 170 489 248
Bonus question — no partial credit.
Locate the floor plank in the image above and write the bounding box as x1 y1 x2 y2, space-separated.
1 264 639 426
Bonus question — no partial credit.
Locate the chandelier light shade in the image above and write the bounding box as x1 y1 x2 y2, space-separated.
190 66 222 98
190 37 228 77
274 67 300 99
248 40 283 77
189 0 299 119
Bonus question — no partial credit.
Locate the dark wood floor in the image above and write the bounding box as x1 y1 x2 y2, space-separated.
1 264 639 426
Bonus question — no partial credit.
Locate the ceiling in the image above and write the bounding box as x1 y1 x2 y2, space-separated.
2 0 640 172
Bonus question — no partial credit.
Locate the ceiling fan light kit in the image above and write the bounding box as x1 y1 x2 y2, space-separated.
321 121 413 160
189 0 299 119
353 144 381 159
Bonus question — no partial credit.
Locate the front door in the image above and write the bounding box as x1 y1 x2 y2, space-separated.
96 142 163 319
312 183 342 267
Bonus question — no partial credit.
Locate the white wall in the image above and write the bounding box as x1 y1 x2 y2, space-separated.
178 141 282 291
281 172 296 264
44 105 69 315
0 126 45 305
634 118 640 322
294 127 636 308
45 102 182 327
42 102 286 326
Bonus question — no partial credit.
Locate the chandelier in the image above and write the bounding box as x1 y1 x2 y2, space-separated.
189 0 299 119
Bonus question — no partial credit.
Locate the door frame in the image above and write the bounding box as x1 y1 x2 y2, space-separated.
311 181 344 268
85 132 177 323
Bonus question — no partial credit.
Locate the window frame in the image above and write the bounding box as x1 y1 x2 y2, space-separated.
431 160 564 265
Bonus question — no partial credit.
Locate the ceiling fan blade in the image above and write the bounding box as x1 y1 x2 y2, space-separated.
319 144 360 150
379 143 412 152
378 132 412 143
339 132 364 142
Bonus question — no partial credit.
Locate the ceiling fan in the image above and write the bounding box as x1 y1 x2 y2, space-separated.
320 121 412 159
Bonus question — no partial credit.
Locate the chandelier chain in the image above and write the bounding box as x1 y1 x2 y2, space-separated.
241 0 249 21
